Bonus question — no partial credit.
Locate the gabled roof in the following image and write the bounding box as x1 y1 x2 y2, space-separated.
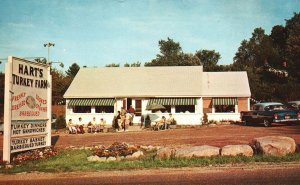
64 66 251 99
201 72 251 97
64 66 203 98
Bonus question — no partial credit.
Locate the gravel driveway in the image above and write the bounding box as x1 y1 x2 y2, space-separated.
50 123 300 149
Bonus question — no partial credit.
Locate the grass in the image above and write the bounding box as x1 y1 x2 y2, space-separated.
1 149 300 174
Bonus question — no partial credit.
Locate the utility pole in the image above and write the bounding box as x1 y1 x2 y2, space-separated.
43 42 55 63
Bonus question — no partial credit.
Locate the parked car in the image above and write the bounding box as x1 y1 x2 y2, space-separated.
241 102 300 127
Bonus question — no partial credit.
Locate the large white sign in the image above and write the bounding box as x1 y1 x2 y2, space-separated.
11 58 49 119
3 56 52 163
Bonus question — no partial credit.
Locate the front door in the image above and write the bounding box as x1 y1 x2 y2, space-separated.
135 100 141 116
127 98 132 109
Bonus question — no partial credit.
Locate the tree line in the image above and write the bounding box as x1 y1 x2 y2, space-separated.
107 12 300 102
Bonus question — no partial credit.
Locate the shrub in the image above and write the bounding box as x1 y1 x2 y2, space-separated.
202 113 208 124
208 120 217 124
170 119 177 125
53 115 66 129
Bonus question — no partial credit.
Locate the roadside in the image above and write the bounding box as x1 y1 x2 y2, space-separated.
0 123 300 184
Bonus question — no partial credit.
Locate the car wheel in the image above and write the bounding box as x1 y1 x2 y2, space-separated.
243 120 248 126
263 119 271 127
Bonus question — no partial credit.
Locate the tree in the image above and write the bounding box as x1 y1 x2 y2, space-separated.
129 62 141 67
233 28 287 101
66 63 80 78
195 49 221 71
34 58 47 64
177 53 201 66
269 25 288 68
232 12 300 101
285 12 300 82
270 25 287 52
105 63 120 67
233 40 254 67
124 62 141 67
158 37 182 57
145 37 182 66
51 68 72 105
145 38 200 66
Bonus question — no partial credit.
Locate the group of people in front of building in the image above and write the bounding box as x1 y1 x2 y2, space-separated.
67 117 107 134
113 105 135 132
67 105 176 133
152 113 175 131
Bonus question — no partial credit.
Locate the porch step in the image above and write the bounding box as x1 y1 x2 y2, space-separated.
132 122 142 126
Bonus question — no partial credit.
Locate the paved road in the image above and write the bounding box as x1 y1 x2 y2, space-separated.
1 164 300 185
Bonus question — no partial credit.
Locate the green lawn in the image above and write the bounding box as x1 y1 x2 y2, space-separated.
2 149 300 174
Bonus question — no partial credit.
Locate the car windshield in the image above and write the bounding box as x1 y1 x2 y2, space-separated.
288 103 300 109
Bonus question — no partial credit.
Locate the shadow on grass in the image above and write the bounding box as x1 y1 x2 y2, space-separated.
51 135 60 146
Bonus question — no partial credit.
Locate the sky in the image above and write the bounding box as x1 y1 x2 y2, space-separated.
0 0 299 72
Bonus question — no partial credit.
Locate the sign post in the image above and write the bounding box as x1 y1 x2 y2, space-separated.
3 56 52 163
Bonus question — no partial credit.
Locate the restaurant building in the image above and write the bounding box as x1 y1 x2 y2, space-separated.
63 66 251 125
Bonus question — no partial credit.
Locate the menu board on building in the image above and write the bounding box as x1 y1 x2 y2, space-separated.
3 56 52 162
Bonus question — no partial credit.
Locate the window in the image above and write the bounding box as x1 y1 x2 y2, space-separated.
95 106 114 113
212 98 237 113
215 105 235 113
73 106 91 113
175 105 195 113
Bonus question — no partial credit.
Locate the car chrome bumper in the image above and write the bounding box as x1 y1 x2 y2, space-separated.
274 118 300 122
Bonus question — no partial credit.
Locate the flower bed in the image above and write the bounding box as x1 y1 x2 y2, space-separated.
12 147 58 164
93 142 138 158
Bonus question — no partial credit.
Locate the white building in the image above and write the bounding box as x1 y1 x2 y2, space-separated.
63 66 251 125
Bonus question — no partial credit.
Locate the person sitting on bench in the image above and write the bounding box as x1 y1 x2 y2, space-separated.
67 119 77 134
99 118 106 132
76 117 85 134
153 116 166 131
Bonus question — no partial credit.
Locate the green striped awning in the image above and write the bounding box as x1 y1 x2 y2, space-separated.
212 98 237 105
68 98 115 106
148 98 197 106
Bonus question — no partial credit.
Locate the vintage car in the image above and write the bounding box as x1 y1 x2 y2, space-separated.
241 102 300 127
